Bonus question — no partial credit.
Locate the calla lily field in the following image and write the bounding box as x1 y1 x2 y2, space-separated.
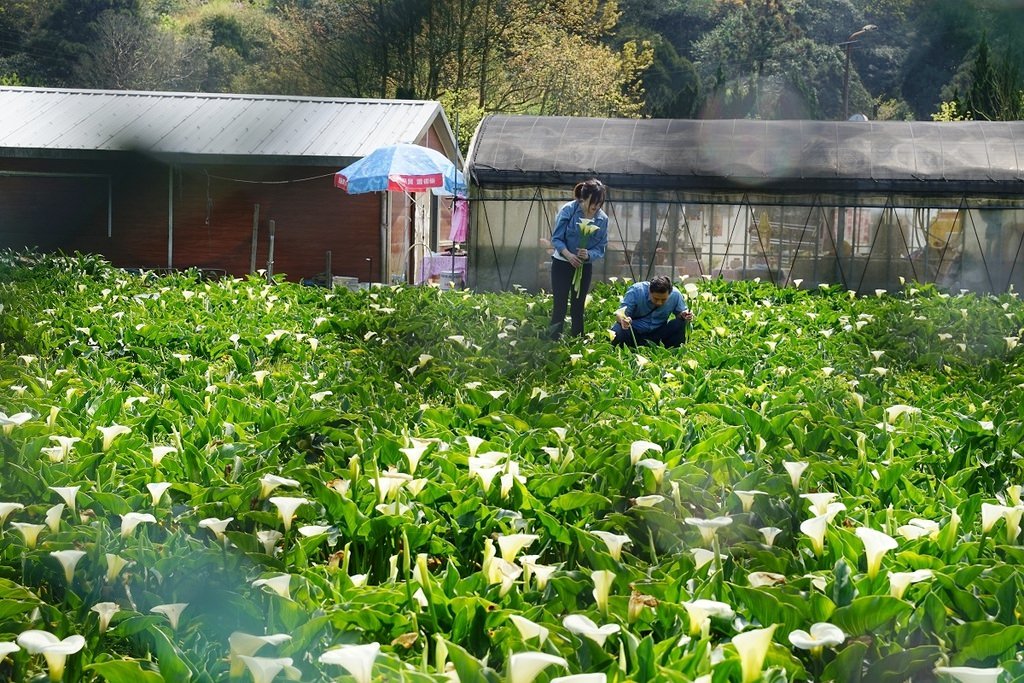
0 251 1022 682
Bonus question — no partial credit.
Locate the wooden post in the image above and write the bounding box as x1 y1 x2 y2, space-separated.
267 220 275 280
249 204 260 274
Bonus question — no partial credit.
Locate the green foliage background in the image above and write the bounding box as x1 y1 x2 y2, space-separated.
2 0 1023 133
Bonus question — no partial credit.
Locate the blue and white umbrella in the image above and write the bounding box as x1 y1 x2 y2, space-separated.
334 143 464 195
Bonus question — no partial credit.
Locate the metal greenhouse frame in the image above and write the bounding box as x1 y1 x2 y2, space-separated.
465 117 1024 293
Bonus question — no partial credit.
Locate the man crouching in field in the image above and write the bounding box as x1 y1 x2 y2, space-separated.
609 275 693 348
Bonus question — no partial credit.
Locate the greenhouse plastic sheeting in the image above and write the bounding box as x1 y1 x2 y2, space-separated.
467 116 1024 195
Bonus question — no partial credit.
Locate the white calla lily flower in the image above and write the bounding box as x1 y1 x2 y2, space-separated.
104 554 131 583
520 557 558 590
474 465 503 493
16 630 85 682
691 548 725 570
1003 506 1024 541
51 549 86 584
685 598 735 620
228 632 292 668
485 557 522 597
120 512 157 538
629 440 662 465
685 516 733 545
259 475 300 499
733 489 767 513
981 503 1010 534
319 642 380 683
91 602 120 635
463 435 485 457
885 404 920 424
591 569 615 614
252 574 292 600
855 527 898 579
497 534 539 563
732 624 777 683
634 458 666 485
800 514 830 557
888 569 934 599
1006 485 1021 507
934 666 1005 683
682 600 710 637
49 486 79 515
400 443 430 474
759 527 783 547
147 482 173 506
98 424 131 451
11 522 45 549
198 517 233 543
896 518 940 541
800 492 839 517
41 446 65 463
509 615 549 645
370 469 412 501
151 446 176 466
150 603 188 630
0 411 31 435
256 530 284 556
783 461 808 489
0 502 24 528
237 655 299 683
562 614 620 647
268 497 307 533
591 531 631 561
507 652 567 683
44 505 63 536
788 622 845 653
49 436 80 459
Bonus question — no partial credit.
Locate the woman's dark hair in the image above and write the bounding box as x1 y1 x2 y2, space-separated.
649 276 673 293
573 178 606 207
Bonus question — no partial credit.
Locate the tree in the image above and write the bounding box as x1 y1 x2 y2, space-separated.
24 0 142 85
172 1 283 92
956 35 1024 121
693 0 825 118
632 35 699 118
494 0 651 116
72 10 209 91
0 0 50 84
272 0 650 118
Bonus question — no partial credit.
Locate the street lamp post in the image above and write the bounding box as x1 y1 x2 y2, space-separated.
841 24 877 120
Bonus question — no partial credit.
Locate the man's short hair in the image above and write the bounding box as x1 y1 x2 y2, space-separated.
650 276 673 293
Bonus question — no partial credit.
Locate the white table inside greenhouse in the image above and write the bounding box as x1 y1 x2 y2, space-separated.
418 253 467 285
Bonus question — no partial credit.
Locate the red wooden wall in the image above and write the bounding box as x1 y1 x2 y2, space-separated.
0 156 381 282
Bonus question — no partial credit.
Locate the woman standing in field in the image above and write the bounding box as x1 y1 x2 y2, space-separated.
548 178 609 339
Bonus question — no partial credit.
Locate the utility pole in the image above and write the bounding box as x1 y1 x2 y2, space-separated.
841 24 877 120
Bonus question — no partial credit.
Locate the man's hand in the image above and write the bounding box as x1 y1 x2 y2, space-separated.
616 309 632 329
681 310 694 322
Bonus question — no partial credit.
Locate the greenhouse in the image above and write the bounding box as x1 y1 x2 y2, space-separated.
465 116 1024 293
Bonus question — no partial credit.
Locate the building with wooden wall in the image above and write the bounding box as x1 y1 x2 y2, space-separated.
0 87 461 284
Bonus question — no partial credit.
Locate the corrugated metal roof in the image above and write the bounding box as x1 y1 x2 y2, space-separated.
0 87 456 164
467 115 1024 196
